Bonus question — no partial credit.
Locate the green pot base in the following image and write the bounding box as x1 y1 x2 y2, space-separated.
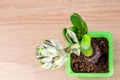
66 32 114 78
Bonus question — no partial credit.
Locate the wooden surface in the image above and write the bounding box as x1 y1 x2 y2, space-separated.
0 0 120 80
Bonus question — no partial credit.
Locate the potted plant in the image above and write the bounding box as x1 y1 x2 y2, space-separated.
35 13 113 78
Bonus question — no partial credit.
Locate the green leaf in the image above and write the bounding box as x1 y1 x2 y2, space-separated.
81 46 93 57
68 26 77 33
67 30 78 43
70 13 83 29
81 21 88 33
65 31 74 44
81 34 91 49
63 28 79 44
70 13 88 40
62 28 75 44
63 28 71 44
80 34 93 57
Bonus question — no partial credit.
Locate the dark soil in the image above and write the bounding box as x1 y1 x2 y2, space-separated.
71 38 109 73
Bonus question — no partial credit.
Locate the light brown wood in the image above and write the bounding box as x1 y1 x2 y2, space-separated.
0 0 120 80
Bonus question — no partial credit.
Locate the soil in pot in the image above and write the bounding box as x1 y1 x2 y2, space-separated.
71 37 109 73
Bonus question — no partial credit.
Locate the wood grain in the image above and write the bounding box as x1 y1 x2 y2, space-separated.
0 0 120 80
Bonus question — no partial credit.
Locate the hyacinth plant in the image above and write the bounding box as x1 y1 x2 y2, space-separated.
63 13 93 57
36 13 93 70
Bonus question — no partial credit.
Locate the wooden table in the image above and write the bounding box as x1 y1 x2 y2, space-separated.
0 0 120 80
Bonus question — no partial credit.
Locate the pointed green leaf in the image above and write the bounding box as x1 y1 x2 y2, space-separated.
63 28 78 44
81 34 91 49
69 26 77 33
70 13 88 40
67 30 78 43
65 31 74 44
81 21 88 33
80 34 93 57
63 28 71 43
81 46 93 57
70 13 83 29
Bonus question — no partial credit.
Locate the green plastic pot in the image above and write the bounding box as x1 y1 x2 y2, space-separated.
66 32 114 78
